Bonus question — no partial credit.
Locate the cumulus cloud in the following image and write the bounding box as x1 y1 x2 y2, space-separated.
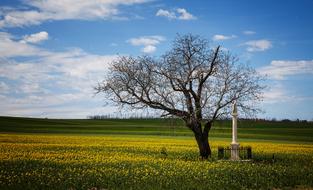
262 82 313 105
258 60 313 80
243 30 256 35
0 32 118 118
142 45 156 54
212 34 237 41
20 31 49 44
127 35 165 53
0 92 117 118
0 32 46 57
176 8 196 20
263 83 291 103
156 8 196 20
0 0 149 28
0 81 9 93
244 39 272 52
156 9 176 20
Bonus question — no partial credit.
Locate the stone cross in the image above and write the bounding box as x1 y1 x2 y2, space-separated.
231 100 240 160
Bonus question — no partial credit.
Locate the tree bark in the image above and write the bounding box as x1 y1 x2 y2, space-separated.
193 122 212 159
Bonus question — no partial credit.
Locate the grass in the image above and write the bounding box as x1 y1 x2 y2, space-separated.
0 116 313 189
1 116 313 142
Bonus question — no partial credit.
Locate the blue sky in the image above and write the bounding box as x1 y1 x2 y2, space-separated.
0 0 312 120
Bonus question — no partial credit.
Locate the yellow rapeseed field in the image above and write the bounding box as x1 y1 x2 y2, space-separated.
1 134 313 189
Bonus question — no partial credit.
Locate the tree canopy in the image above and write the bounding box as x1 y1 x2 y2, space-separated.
96 34 264 158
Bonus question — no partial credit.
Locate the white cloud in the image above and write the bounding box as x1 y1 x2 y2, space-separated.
0 0 149 28
0 10 47 28
262 82 313 105
33 48 116 78
142 45 156 54
0 81 9 93
243 30 256 35
0 92 116 118
156 8 196 20
127 35 165 53
19 83 42 94
0 32 46 57
156 9 176 20
258 60 313 80
263 83 291 103
20 31 49 44
0 48 116 92
212 34 237 41
176 8 196 20
0 32 114 77
0 32 119 118
244 39 272 52
128 35 164 46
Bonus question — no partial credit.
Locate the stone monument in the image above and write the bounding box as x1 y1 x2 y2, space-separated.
231 100 240 160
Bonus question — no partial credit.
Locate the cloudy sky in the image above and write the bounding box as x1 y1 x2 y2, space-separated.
0 0 312 120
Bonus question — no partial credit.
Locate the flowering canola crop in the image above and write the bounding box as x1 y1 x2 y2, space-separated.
0 134 313 189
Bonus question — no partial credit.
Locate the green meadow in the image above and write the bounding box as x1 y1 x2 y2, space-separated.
1 116 312 142
0 116 313 189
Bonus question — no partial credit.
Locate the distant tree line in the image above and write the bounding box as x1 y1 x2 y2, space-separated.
240 118 310 123
86 113 162 120
87 114 311 123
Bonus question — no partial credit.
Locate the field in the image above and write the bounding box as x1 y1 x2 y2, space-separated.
1 116 313 189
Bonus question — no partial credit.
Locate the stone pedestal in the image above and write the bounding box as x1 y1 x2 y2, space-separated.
231 143 240 160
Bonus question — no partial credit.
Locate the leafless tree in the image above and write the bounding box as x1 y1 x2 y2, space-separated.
96 34 264 159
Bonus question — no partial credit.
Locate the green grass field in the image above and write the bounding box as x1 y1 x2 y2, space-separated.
0 116 313 189
1 116 313 142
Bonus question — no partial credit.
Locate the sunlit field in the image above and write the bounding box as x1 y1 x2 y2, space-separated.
1 117 313 189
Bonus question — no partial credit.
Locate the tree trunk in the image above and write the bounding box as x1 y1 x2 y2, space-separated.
193 122 212 159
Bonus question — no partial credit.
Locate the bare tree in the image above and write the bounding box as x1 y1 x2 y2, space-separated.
96 34 264 159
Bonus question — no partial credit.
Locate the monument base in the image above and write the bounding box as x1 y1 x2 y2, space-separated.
230 143 240 160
